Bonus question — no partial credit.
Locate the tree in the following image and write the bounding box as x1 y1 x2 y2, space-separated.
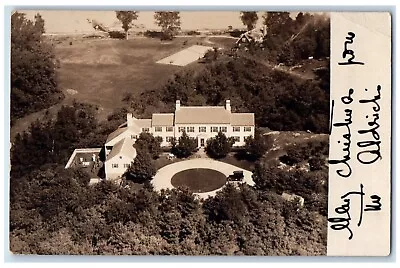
134 132 162 159
126 149 156 183
171 130 197 158
115 11 139 40
244 133 272 160
262 12 293 35
34 13 45 34
206 132 234 159
11 12 61 121
240 12 259 31
154 11 181 40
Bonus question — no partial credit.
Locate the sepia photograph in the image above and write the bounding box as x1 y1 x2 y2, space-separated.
9 9 332 255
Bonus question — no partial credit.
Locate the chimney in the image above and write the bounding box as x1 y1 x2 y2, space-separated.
225 100 231 112
176 100 181 111
127 113 136 127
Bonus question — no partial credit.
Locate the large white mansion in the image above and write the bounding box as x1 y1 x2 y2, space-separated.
104 100 255 179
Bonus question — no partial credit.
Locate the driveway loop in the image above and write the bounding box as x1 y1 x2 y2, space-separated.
152 158 254 199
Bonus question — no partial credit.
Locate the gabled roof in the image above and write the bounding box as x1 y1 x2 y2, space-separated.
106 127 128 143
152 113 174 126
106 138 137 161
175 106 231 124
136 119 152 128
231 113 254 126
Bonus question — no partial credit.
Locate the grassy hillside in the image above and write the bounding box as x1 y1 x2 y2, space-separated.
55 37 183 118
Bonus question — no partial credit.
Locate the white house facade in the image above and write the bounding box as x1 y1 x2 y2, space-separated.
103 100 255 179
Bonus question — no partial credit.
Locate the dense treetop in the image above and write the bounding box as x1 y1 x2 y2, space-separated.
11 12 62 124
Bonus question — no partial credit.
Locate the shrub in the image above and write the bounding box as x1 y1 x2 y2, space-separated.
244 133 273 160
308 157 325 171
108 31 125 39
206 132 234 159
187 30 200 35
171 131 197 158
144 30 163 38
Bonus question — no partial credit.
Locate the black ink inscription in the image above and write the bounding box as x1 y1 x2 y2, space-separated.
357 85 382 164
338 32 365 65
364 195 382 211
328 184 382 240
328 89 354 177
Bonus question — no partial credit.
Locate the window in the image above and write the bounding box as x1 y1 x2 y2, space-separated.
112 164 118 168
219 126 227 133
142 127 149 133
233 136 240 142
124 163 130 168
166 126 173 132
187 126 195 133
199 126 206 132
166 136 174 143
233 126 241 132
211 126 218 132
178 127 185 132
244 126 252 132
157 136 163 142
155 126 162 132
131 134 137 139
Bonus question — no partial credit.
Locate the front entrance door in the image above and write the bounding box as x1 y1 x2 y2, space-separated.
200 138 205 147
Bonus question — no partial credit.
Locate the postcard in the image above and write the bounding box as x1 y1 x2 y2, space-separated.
7 9 391 257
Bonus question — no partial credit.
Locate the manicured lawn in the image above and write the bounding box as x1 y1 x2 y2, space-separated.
171 168 226 193
55 38 184 120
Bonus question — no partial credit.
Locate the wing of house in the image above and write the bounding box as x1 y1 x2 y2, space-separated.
104 138 137 180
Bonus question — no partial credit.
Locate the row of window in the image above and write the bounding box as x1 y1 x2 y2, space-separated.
154 126 173 132
176 126 252 133
234 126 252 132
144 126 252 133
111 163 131 168
158 136 245 143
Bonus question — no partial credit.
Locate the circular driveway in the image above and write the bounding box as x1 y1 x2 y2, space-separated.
152 158 254 199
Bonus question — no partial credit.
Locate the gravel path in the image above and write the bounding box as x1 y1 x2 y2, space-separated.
152 158 254 199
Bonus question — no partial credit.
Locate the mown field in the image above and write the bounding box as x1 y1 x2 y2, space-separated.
55 37 185 118
55 35 235 118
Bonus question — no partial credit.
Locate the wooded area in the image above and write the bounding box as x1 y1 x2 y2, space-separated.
11 12 63 124
10 12 330 255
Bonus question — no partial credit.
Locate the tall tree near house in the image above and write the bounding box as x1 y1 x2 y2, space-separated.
240 11 259 31
115 11 139 40
134 132 162 159
171 130 197 158
244 132 273 160
154 11 181 39
206 132 234 159
126 149 156 183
